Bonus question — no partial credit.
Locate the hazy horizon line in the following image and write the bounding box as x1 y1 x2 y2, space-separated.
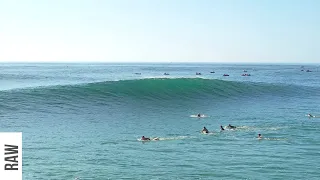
0 61 319 65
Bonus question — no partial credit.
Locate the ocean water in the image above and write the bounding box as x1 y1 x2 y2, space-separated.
0 63 319 180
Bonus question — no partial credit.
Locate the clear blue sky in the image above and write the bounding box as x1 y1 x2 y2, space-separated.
0 0 319 63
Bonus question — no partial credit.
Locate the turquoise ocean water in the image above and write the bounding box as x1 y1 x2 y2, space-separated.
0 63 319 180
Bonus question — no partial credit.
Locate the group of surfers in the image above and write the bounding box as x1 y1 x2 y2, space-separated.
202 126 262 139
201 124 236 133
141 123 262 141
141 112 319 141
141 124 262 141
140 112 266 141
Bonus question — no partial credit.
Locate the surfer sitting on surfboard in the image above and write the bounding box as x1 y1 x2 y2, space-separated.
202 127 209 133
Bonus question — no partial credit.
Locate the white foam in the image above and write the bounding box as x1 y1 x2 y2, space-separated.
137 136 194 142
190 114 209 118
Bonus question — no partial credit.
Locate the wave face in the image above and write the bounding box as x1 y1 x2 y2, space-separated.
1 78 316 108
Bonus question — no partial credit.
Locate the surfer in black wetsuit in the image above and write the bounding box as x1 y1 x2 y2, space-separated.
202 127 209 133
197 113 201 117
220 125 225 131
227 124 236 129
141 136 151 141
308 114 314 118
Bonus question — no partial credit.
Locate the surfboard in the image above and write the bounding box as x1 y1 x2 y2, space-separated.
201 131 215 135
138 137 160 142
305 114 318 118
190 114 208 118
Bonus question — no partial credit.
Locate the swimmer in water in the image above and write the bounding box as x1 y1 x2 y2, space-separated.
202 127 209 133
257 134 263 139
141 136 151 141
197 113 201 117
220 125 225 131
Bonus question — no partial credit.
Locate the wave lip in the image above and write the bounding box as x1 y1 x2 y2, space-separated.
49 77 256 100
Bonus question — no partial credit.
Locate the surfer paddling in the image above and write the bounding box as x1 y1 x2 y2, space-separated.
141 136 151 141
307 113 314 118
141 136 159 141
227 124 236 129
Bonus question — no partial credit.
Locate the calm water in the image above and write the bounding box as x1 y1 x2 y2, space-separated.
0 63 319 180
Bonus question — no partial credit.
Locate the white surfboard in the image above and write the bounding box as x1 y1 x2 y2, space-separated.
190 114 208 118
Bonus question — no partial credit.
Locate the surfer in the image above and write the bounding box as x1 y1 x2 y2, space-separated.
308 113 314 118
202 127 209 133
141 136 151 141
257 134 263 139
197 113 201 117
227 124 236 129
220 125 225 131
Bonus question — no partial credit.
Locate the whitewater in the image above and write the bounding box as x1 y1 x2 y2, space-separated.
0 63 319 180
